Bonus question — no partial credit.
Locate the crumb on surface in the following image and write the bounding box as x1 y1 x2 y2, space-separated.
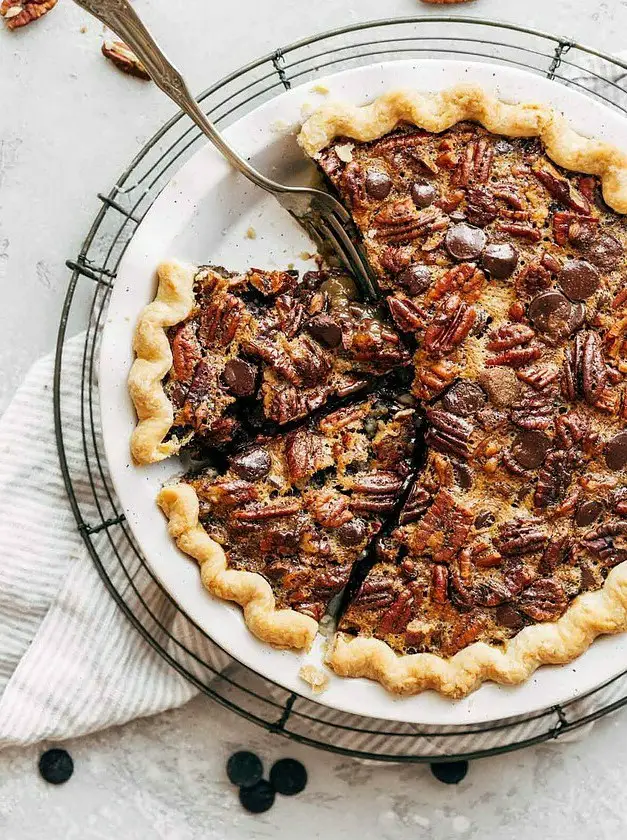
80 25 88 33
245 226 257 240
335 143 354 163
299 251 316 261
311 83 330 95
299 664 330 693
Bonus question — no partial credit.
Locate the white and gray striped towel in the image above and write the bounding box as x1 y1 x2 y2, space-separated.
3 53 627 753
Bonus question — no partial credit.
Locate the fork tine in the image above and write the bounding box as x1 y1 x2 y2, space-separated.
308 212 380 302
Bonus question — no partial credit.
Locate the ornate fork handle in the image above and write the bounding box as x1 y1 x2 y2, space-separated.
72 0 284 193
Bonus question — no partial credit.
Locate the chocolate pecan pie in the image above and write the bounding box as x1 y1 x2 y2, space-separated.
129 262 408 463
135 86 627 697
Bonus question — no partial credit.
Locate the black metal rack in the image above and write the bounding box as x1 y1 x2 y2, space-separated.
54 16 627 762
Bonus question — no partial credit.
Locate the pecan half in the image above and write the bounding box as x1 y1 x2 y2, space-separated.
427 264 485 304
1 0 56 28
102 40 151 79
200 293 248 347
425 408 474 460
515 263 552 298
399 484 431 524
534 448 581 508
534 169 590 214
517 364 559 391
518 578 568 622
581 520 627 567
248 269 296 296
486 346 543 369
494 517 548 558
387 296 424 332
170 322 201 381
232 499 302 521
424 294 476 356
305 489 353 528
285 429 324 482
406 489 473 564
275 295 306 338
454 137 494 186
510 390 554 430
562 331 608 405
350 471 404 495
487 323 535 352
355 577 396 609
378 590 414 634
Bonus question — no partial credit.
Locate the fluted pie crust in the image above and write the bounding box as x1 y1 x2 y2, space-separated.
130 85 627 697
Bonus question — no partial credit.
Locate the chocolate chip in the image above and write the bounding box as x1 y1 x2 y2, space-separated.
511 431 552 469
411 180 437 208
452 460 472 489
445 223 487 261
474 510 495 530
337 517 367 545
229 447 271 481
575 499 604 527
365 169 392 200
558 259 600 301
306 314 342 347
39 749 74 785
481 243 519 279
528 290 585 342
239 779 275 813
495 604 525 632
397 264 432 295
430 761 468 785
269 758 307 796
227 751 263 788
605 431 627 471
587 233 623 270
442 381 487 417
222 358 257 397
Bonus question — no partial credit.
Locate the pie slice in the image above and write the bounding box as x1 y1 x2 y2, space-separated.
129 262 410 464
296 85 627 696
158 391 418 648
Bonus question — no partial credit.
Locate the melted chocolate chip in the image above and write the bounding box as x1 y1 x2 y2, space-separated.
365 169 392 200
452 460 473 489
411 180 437 208
222 358 257 397
474 510 495 530
229 447 271 481
575 499 604 527
397 264 432 295
511 431 552 469
528 290 585 342
445 223 487 261
558 259 600 301
481 243 519 279
605 431 627 471
587 233 623 270
495 605 525 632
306 314 342 347
337 517 367 545
442 381 487 417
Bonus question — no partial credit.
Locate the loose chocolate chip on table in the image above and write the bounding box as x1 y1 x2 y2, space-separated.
306 314 343 348
528 290 585 342
229 447 272 481
336 517 367 545
365 169 392 200
411 180 438 208
474 510 495 530
442 381 487 417
222 358 257 397
558 259 600 301
430 760 469 785
270 758 308 796
39 749 74 785
481 243 519 279
227 751 264 788
239 779 275 813
605 431 627 471
445 223 487 261
586 233 623 271
397 264 432 295
576 499 604 527
511 430 552 469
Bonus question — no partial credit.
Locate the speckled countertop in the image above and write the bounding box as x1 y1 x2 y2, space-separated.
3 1 627 838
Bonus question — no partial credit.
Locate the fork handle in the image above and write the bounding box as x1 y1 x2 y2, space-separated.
73 0 286 193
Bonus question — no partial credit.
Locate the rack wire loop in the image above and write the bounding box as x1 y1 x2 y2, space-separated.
54 16 627 762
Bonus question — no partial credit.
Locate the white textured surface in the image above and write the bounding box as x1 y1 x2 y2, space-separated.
3 0 627 837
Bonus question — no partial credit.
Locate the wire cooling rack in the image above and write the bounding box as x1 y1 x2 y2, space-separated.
54 16 627 762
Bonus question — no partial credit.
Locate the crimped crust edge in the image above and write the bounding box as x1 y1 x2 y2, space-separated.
297 84 627 214
158 482 318 650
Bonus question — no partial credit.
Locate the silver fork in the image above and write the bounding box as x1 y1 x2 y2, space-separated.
72 0 380 300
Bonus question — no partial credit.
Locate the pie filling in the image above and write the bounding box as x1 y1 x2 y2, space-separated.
161 118 627 663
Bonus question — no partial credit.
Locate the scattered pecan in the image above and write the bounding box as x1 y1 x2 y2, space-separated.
346 319 410 367
265 384 331 425
170 322 201 381
387 296 424 332
487 323 534 352
454 137 494 186
274 295 306 338
306 490 352 528
518 578 568 621
465 186 498 226
495 221 541 241
212 480 258 505
350 471 404 495
510 390 554 430
285 429 324 482
200 293 248 347
399 484 431 524
425 408 474 460
581 520 627 567
355 577 396 608
413 358 459 400
319 402 370 434
494 517 548 558
379 590 414 634
562 331 608 405
552 212 598 246
539 535 573 574
431 565 449 604
554 412 598 452
517 364 559 391
407 489 473 564
102 40 151 79
485 346 543 369
248 269 296 297
534 448 581 508
232 499 302 521
1 0 56 28
534 168 590 213
339 162 366 206
424 294 476 356
427 263 485 304
515 263 552 298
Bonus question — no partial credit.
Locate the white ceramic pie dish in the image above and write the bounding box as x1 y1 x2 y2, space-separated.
99 58 627 725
